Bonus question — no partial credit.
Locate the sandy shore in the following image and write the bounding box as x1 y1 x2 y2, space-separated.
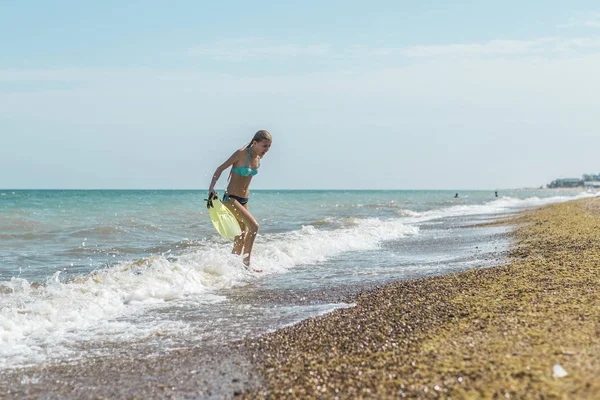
2 197 599 399
245 197 600 399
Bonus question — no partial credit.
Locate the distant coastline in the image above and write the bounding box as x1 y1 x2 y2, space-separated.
547 173 600 189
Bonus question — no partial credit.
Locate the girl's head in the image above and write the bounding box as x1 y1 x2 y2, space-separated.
248 130 272 157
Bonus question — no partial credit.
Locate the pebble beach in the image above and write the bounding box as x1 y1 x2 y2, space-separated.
245 197 600 399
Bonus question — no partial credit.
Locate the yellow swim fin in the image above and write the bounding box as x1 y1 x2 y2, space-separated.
207 194 242 240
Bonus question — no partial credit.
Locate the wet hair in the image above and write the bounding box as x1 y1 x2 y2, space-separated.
245 130 272 148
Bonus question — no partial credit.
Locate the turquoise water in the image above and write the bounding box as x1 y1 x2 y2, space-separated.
0 189 572 281
0 188 593 368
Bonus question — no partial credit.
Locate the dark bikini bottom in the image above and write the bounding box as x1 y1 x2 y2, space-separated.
223 193 249 206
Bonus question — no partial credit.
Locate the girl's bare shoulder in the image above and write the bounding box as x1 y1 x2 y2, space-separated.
232 147 247 159
227 147 246 165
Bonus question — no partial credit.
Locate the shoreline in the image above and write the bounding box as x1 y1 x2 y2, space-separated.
2 198 599 398
244 197 600 398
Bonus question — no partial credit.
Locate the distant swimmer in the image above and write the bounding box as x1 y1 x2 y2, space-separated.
495 191 498 197
454 193 459 198
208 130 272 272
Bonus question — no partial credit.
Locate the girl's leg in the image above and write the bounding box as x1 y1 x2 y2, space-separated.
232 221 246 256
240 204 259 267
222 199 260 270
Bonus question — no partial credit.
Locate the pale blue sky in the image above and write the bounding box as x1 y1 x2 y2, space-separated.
1 1 600 189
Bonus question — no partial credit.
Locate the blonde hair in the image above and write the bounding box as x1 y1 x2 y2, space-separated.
245 130 272 148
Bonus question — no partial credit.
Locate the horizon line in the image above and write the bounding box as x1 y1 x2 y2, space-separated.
0 187 547 192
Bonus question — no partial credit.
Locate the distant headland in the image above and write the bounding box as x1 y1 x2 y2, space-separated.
547 173 600 188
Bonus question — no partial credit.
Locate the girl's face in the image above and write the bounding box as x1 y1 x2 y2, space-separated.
254 139 272 158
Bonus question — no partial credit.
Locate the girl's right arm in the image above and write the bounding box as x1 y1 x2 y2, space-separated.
208 150 242 196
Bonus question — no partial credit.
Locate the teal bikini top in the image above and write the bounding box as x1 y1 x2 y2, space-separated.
231 147 259 177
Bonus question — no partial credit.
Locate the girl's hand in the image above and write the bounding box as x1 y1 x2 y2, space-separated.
206 190 218 209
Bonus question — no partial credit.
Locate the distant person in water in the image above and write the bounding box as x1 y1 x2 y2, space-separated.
495 191 498 197
454 193 459 198
208 130 272 271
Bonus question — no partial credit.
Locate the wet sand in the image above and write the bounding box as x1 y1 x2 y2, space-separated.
3 197 599 399
0 345 259 399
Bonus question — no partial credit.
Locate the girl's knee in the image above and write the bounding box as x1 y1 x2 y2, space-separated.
248 221 259 234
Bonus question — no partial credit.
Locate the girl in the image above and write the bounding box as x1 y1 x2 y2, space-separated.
208 130 272 271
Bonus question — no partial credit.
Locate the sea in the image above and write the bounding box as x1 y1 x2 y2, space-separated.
0 189 593 370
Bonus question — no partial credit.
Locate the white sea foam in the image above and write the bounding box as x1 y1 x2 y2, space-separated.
395 209 423 217
0 216 418 368
0 252 238 367
251 218 419 273
403 192 594 223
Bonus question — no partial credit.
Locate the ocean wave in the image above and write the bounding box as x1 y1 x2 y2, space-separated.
321 201 406 210
0 252 242 368
0 216 45 232
0 232 55 241
249 217 419 273
68 225 128 238
310 217 361 228
398 192 596 223
395 209 422 217
0 216 418 368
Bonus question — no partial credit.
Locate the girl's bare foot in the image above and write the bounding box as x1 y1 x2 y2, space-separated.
243 259 262 273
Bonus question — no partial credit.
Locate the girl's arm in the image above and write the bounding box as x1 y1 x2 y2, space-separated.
208 150 242 195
